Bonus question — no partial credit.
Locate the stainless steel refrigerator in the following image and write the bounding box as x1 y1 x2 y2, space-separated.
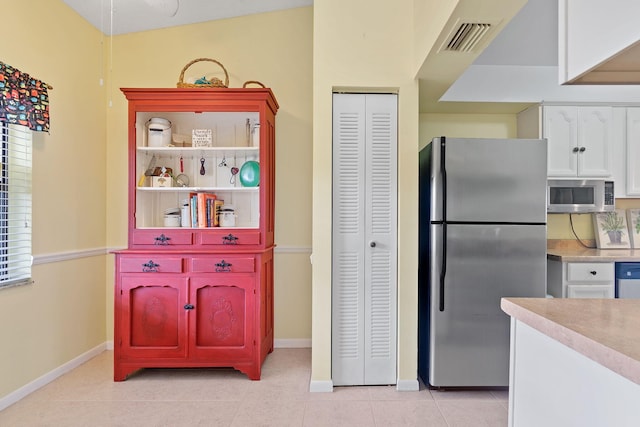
418 137 547 388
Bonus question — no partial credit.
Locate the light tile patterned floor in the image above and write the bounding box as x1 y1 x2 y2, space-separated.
0 349 508 426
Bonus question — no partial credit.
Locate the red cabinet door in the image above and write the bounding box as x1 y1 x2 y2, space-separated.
189 275 255 362
119 274 189 359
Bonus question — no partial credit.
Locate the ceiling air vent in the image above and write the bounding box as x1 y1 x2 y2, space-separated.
444 22 492 52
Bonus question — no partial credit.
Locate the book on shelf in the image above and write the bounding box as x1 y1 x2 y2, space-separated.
187 192 222 228
197 193 216 228
213 199 224 226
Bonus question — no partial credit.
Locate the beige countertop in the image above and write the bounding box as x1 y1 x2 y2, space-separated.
501 298 640 385
547 247 640 262
547 239 640 262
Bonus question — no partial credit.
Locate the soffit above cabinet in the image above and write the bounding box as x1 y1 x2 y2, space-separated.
431 0 640 112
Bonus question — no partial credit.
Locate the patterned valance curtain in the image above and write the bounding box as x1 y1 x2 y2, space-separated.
0 61 50 132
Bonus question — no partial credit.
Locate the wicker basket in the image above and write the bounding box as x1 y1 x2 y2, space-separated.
242 80 266 88
177 58 229 88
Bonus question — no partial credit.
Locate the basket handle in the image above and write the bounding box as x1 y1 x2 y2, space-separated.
242 80 266 88
178 58 229 87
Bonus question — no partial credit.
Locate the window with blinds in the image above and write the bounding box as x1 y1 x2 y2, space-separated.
0 122 32 288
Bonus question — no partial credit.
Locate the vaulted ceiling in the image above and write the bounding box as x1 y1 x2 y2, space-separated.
63 0 640 114
62 0 312 35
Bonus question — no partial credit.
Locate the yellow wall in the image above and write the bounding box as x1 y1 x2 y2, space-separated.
0 0 107 399
420 113 518 148
312 0 420 386
548 199 640 240
413 0 458 73
105 7 314 341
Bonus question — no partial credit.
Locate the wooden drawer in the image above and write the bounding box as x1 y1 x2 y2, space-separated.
131 230 194 246
191 256 255 273
566 262 614 282
119 256 183 273
200 230 261 246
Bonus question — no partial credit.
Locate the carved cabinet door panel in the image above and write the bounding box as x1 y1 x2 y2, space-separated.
189 275 255 362
119 275 189 359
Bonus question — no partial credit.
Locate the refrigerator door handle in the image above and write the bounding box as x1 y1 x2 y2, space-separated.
440 138 447 221
439 137 447 312
440 223 447 311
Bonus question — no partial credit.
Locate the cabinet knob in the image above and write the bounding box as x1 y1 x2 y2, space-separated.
370 241 376 248
154 234 171 246
215 260 233 272
184 304 195 310
142 260 159 273
572 147 580 153
222 233 239 245
579 146 586 153
590 270 597 275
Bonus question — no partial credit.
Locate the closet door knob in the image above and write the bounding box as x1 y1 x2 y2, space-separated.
370 241 376 248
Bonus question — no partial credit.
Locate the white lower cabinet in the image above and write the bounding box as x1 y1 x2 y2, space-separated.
547 260 615 298
626 107 640 196
508 319 640 426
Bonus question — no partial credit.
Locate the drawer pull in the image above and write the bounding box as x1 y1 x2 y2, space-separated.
142 260 159 273
184 304 195 310
215 260 233 272
222 233 238 245
154 234 171 245
590 271 597 276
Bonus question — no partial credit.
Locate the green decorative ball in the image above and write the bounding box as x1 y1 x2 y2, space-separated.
239 160 260 187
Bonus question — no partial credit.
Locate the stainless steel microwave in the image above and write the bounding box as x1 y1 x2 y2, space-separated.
547 179 615 213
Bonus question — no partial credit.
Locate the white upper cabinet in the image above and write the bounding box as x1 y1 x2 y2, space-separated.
559 0 640 84
518 105 613 178
625 108 640 196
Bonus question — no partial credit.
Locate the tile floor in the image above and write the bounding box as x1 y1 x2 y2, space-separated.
0 349 509 426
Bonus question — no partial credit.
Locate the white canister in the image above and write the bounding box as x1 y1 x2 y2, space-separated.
180 201 190 228
147 118 172 147
218 208 236 227
164 214 180 227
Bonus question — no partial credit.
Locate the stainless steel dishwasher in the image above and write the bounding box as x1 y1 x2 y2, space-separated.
615 263 640 298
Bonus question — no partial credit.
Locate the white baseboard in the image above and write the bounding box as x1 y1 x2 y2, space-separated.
274 338 311 348
105 340 114 350
309 380 334 392
0 343 106 412
396 379 420 391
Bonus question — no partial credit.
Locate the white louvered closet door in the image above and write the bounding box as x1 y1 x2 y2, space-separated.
332 93 397 386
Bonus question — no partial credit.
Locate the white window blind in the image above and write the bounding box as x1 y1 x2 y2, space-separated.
0 123 32 288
